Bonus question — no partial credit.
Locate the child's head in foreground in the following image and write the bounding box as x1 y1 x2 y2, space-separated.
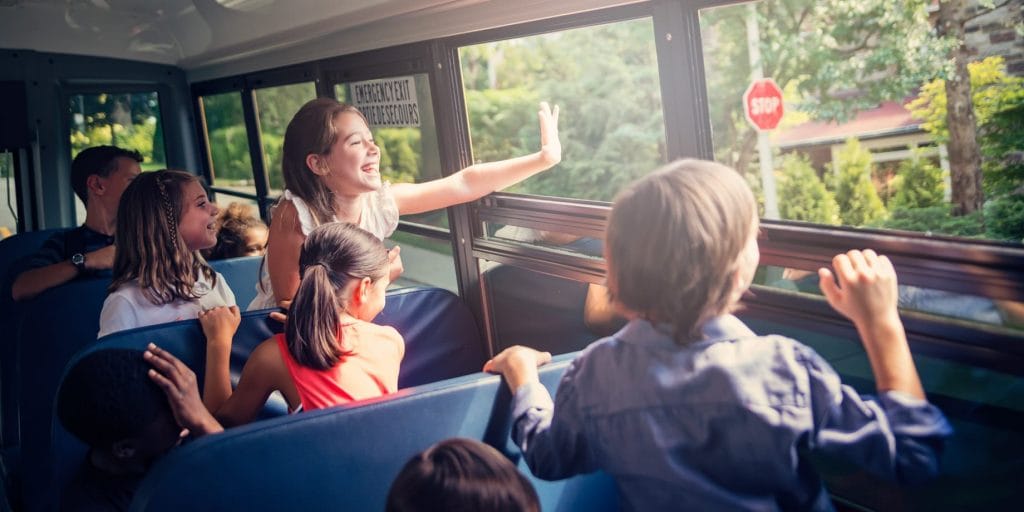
386 438 540 512
606 158 759 343
57 349 181 468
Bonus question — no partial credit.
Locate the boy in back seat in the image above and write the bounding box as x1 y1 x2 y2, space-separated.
56 345 222 511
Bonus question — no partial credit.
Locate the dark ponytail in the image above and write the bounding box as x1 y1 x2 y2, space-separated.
285 223 388 370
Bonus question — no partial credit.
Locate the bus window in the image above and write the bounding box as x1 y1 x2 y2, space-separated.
458 17 666 202
336 74 457 290
388 230 457 293
255 82 317 198
335 74 447 229
1 151 15 237
69 91 166 223
698 0 1024 245
755 264 1024 333
200 91 256 209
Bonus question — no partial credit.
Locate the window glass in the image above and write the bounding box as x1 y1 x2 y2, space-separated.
254 82 317 197
459 17 666 201
69 91 165 223
201 92 255 202
699 1 1024 245
481 257 608 354
483 222 604 260
335 75 447 229
754 264 1024 333
387 230 457 293
0 151 17 236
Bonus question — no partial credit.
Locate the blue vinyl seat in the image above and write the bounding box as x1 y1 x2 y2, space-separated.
129 353 617 512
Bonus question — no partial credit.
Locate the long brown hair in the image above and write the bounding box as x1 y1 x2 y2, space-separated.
280 97 368 227
286 222 388 370
606 159 756 344
110 170 216 305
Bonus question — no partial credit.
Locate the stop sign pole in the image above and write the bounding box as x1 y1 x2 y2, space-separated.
744 3 780 219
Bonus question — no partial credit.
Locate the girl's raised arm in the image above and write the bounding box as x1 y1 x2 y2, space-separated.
214 338 293 427
391 102 560 215
266 200 306 304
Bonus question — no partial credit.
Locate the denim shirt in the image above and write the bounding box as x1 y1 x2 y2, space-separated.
512 316 952 512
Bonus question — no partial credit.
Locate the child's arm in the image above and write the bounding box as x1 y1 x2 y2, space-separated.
215 339 292 427
145 343 223 437
391 103 560 215
11 244 116 302
199 306 241 412
483 345 551 394
818 249 924 399
265 200 306 304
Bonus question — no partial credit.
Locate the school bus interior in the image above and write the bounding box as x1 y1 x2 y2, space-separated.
1 0 1022 511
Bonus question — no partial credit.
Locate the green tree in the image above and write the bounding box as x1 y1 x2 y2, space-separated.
832 139 887 226
910 56 1024 199
460 19 665 201
776 153 840 224
700 0 951 180
890 154 946 210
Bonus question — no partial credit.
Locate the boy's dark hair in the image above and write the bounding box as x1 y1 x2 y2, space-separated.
606 159 756 344
287 222 388 371
57 349 167 449
71 145 144 205
386 438 540 512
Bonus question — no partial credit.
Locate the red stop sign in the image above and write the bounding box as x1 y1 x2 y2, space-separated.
743 78 784 131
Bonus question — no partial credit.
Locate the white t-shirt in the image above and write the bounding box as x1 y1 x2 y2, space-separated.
97 271 236 338
248 185 399 311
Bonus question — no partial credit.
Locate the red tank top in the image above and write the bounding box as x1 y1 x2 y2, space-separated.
276 321 404 411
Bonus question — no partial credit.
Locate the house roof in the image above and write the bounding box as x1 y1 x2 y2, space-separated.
773 100 921 148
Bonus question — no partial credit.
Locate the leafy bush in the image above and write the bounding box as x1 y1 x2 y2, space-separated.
985 194 1024 243
777 153 840 224
831 139 887 226
880 206 985 237
890 154 945 210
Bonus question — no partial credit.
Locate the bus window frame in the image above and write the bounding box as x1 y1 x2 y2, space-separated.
184 0 1024 370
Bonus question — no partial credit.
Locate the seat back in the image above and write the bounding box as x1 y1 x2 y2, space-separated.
375 287 485 388
15 276 111 512
208 256 262 311
0 229 60 452
131 353 617 512
43 287 483 511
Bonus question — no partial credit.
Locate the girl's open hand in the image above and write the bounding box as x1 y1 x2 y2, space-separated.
199 305 240 345
388 246 404 282
537 102 561 167
819 250 900 329
145 343 223 436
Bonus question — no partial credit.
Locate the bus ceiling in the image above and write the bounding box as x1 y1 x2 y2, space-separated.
0 0 640 81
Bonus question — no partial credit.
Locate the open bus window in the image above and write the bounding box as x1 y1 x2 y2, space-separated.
335 75 447 230
387 230 457 293
255 82 317 199
69 91 165 224
698 1 1024 246
458 17 667 202
754 264 1024 332
200 91 256 209
1 151 16 237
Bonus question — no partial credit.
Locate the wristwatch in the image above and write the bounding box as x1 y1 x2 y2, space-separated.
71 253 86 271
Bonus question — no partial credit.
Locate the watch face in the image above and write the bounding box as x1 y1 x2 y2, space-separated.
72 253 85 266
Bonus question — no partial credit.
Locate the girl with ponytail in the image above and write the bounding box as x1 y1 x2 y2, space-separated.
203 222 402 426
